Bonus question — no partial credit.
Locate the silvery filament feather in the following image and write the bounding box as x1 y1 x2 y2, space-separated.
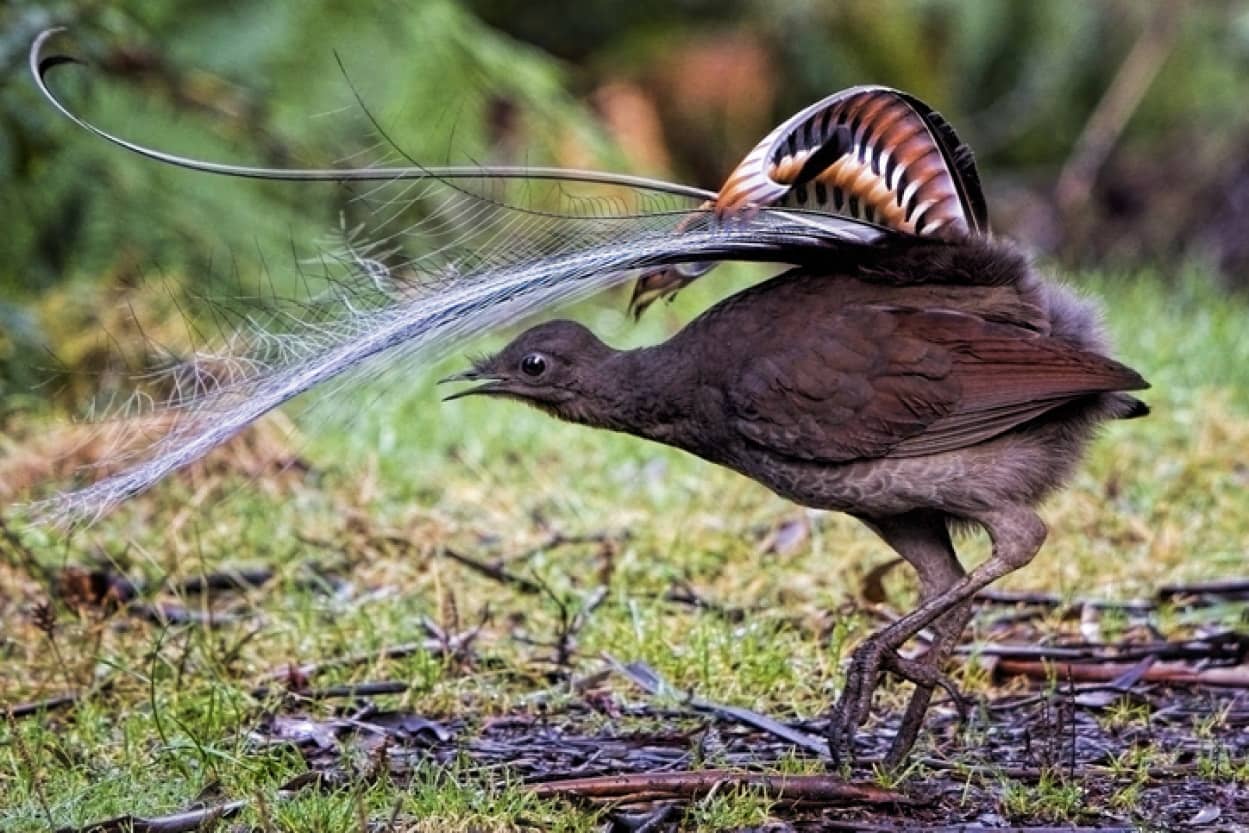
26 29 888 524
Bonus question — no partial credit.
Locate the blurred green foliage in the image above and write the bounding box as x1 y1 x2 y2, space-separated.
1 0 595 294
0 0 604 406
470 1 1249 170
3 0 1249 410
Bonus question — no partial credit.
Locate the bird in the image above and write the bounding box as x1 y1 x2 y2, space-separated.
442 87 1150 765
29 35 1149 763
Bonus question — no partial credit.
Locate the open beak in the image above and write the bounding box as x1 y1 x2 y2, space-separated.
438 367 505 401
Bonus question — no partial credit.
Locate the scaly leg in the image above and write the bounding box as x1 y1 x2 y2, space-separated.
883 599 974 767
873 512 975 767
828 506 1046 765
828 510 966 764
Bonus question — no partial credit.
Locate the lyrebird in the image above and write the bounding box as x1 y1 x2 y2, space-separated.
31 31 1146 764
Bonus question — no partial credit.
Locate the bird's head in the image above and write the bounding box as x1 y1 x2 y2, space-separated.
441 320 617 421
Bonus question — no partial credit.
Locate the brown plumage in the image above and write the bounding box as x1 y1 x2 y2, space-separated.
444 89 1148 765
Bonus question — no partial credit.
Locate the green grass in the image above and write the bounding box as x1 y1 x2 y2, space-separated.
2 263 1248 830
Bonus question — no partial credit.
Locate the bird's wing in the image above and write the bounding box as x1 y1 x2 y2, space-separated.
886 312 1148 457
729 308 1146 463
630 86 987 316
728 306 961 461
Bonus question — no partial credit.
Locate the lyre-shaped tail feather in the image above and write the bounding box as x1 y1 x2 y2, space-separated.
629 86 989 317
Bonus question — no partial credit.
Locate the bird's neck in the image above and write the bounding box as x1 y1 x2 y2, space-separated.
573 347 710 453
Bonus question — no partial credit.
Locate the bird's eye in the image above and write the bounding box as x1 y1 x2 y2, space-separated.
520 353 547 377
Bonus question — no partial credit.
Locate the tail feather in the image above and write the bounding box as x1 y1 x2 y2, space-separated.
1115 395 1151 420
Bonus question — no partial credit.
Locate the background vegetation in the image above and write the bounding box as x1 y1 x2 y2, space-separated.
4 1 1249 407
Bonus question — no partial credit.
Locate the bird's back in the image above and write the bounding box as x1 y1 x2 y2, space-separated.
657 237 1146 471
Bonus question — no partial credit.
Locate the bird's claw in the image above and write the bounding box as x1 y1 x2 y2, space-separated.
826 639 887 765
827 637 972 766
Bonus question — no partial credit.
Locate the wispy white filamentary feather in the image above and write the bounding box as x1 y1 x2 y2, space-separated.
27 29 890 524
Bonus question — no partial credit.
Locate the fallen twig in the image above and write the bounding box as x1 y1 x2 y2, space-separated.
173 567 274 594
257 626 479 684
502 529 627 566
973 589 1153 614
975 579 1249 612
130 602 243 627
1158 577 1249 602
519 664 616 706
961 634 1249 666
525 769 911 805
55 771 327 833
995 658 1249 689
605 655 828 757
250 680 409 700
55 565 249 627
5 691 83 719
5 673 115 721
54 800 248 833
861 557 904 605
608 802 681 833
658 581 747 622
440 546 545 595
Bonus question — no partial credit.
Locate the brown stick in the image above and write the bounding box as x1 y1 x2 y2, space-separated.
174 567 274 594
605 655 829 757
6 674 116 721
502 530 625 566
976 581 1249 610
249 680 409 700
962 635 1248 665
54 800 248 833
659 581 747 622
973 589 1153 613
995 658 1249 689
256 626 478 683
439 546 545 595
525 769 912 805
5 692 82 719
1158 577 1249 600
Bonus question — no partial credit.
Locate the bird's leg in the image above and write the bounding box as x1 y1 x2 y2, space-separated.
880 647 968 704
829 510 965 763
871 511 975 768
828 506 1046 765
883 599 975 768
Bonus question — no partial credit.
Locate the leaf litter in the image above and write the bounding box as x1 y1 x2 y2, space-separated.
18 567 1249 832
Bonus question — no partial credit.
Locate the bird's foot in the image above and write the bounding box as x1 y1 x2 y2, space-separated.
880 651 968 718
827 640 971 767
826 639 887 766
879 651 970 769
